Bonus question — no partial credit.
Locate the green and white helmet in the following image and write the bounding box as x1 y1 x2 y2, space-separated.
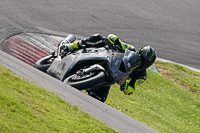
137 45 156 71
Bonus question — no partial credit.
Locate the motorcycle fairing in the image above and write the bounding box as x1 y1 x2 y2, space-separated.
107 50 131 86
122 49 141 73
47 48 108 81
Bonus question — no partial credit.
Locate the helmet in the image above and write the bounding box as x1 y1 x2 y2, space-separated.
137 45 156 71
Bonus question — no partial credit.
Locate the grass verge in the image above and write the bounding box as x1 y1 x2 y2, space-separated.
1 60 200 133
0 66 119 133
106 61 200 133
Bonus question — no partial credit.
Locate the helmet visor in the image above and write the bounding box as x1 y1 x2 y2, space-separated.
137 60 154 71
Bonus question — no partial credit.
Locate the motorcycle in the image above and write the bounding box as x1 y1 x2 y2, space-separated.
34 34 140 92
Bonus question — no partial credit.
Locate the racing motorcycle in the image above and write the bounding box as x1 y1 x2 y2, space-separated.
34 34 140 92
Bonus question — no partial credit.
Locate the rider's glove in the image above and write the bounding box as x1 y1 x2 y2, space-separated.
60 45 69 51
60 43 75 52
120 81 135 95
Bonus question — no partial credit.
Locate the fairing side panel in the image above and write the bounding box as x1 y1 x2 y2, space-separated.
108 50 130 85
47 48 108 81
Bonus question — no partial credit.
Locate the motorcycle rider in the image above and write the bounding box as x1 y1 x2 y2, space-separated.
60 33 156 102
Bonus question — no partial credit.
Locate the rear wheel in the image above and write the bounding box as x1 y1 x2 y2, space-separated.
64 71 106 90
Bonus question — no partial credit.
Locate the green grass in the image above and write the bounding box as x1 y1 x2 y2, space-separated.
106 61 200 133
0 66 119 133
1 61 200 133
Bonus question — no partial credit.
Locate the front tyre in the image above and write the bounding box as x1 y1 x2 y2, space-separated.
64 71 106 90
34 55 54 72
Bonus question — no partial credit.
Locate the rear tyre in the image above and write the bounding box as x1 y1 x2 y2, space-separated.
64 71 106 90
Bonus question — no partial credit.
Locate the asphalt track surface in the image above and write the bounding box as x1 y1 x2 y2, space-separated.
1 0 200 132
1 0 200 70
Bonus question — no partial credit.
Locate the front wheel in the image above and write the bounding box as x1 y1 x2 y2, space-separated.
34 55 54 72
64 71 106 90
